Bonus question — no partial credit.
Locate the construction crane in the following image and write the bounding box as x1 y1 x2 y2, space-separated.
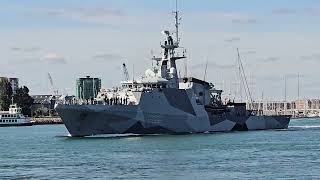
122 63 130 81
47 73 59 95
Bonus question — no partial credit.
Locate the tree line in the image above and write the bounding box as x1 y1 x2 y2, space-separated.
0 78 34 116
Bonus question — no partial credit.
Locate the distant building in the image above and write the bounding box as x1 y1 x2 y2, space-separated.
9 78 19 94
31 95 61 117
0 77 19 94
248 99 320 118
0 77 8 84
76 76 101 100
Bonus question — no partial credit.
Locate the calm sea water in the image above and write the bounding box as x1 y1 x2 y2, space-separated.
1 119 320 180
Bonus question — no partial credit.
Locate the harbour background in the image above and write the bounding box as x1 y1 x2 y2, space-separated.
2 75 320 121
247 99 320 118
31 117 62 125
1 118 320 179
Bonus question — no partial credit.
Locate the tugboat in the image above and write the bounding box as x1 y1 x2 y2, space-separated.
0 104 32 127
55 2 291 137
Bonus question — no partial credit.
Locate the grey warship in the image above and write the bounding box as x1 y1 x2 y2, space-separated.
55 6 291 137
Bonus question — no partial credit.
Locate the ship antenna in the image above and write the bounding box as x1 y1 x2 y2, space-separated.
174 0 180 44
203 60 208 82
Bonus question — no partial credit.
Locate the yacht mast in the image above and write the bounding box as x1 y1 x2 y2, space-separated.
284 75 287 102
237 48 253 104
298 73 300 101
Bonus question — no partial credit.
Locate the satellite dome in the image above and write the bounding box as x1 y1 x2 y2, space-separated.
145 69 156 77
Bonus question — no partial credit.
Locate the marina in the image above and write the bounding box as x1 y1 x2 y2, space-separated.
248 99 320 118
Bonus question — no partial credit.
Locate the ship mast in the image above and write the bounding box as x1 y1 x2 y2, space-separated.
156 0 186 88
174 0 180 44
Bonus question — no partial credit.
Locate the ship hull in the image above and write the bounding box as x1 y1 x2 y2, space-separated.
56 104 290 137
56 89 290 137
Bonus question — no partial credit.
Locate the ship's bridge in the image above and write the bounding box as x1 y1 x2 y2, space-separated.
9 104 22 114
120 76 168 90
140 76 168 89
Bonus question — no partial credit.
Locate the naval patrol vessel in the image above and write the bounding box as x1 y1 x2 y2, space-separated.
55 5 291 137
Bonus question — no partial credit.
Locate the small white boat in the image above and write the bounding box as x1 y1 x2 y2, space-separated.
306 112 319 118
0 104 32 127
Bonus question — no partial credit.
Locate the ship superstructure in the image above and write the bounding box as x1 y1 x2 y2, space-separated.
55 3 290 137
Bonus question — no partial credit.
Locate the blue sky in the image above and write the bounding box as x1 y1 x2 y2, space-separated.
1 0 320 101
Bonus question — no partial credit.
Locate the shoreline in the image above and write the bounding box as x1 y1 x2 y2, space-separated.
31 117 63 125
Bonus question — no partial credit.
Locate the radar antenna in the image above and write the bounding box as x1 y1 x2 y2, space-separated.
174 0 181 44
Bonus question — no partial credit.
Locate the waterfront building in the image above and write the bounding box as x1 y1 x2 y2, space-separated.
0 77 19 94
76 76 101 100
9 78 19 94
248 99 320 118
31 95 53 117
0 77 9 87
31 95 62 117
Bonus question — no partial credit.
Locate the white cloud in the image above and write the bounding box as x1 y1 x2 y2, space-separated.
38 7 261 27
200 12 260 25
260 56 280 63
225 37 241 43
300 54 320 61
272 8 297 15
11 46 41 52
192 62 235 70
39 7 129 25
272 7 320 17
92 53 122 62
41 53 66 64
